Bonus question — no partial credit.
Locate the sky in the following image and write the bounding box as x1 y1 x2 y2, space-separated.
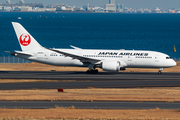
1 0 180 9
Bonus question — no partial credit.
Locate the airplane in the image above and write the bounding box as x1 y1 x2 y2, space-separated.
6 22 177 74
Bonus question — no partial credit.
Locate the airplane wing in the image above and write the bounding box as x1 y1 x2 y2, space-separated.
46 48 100 63
5 51 33 56
70 45 82 50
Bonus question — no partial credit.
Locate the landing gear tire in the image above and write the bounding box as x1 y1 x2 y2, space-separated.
158 68 164 74
94 69 98 74
158 71 162 74
86 70 91 74
86 69 98 74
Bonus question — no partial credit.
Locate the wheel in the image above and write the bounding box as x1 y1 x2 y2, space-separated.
158 71 162 74
86 69 98 74
86 70 91 74
95 69 98 73
90 70 96 74
91 69 98 74
158 68 164 74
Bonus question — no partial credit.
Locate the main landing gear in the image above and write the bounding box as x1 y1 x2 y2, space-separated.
86 69 99 74
158 68 164 74
86 64 99 74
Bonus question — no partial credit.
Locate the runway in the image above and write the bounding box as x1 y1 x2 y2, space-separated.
0 71 180 80
0 71 180 90
1 71 180 110
0 101 180 109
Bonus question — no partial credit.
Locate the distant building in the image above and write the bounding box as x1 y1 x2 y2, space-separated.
66 7 73 11
34 4 44 8
20 7 32 11
13 7 21 11
3 6 12 11
56 6 82 12
106 0 116 12
72 7 81 11
106 4 116 12
116 4 120 9
45 8 56 12
144 9 151 13
0 6 3 11
58 6 73 11
61 6 66 10
170 10 176 13
120 4 125 9
82 5 87 10
155 7 161 13
32 7 46 12
6 0 11 4
93 6 104 12
109 0 115 4
87 3 89 10
19 0 24 4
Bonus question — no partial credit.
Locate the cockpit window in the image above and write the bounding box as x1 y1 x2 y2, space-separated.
166 57 171 59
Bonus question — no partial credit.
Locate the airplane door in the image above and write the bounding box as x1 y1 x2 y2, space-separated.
44 52 49 63
155 55 159 62
37 52 48 63
44 52 49 59
37 52 44 60
128 56 133 65
128 56 132 61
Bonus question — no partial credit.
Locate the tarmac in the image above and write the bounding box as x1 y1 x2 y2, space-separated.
0 71 180 90
0 71 180 81
0 101 180 109
1 71 180 109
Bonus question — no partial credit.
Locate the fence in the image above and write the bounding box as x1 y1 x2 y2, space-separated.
173 58 180 62
0 56 179 64
0 56 32 63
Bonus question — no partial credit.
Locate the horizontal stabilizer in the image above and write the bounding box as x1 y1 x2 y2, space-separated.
5 51 33 56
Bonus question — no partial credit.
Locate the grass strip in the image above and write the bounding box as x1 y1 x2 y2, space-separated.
0 108 180 119
0 88 180 102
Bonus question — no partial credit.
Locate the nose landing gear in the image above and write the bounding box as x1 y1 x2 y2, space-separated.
158 68 164 74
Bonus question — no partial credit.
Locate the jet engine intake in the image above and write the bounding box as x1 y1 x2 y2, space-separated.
102 60 120 72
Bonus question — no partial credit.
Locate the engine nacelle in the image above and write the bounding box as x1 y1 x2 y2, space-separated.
102 60 121 72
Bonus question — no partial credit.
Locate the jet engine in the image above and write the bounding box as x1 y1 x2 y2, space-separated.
101 60 121 72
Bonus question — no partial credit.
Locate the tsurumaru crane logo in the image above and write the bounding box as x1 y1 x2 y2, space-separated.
19 33 31 46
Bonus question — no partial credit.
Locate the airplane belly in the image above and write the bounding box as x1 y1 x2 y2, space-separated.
126 59 164 68
47 57 84 67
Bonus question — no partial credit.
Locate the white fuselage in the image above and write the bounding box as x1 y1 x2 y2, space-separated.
17 48 177 69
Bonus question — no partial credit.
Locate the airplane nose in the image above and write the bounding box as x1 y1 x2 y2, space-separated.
172 60 177 66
